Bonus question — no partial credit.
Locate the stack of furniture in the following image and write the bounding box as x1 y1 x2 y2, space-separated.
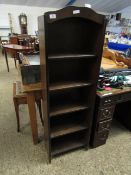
10 35 39 52
38 6 106 162
10 34 31 45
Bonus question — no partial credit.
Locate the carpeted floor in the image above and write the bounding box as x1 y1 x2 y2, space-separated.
0 52 131 175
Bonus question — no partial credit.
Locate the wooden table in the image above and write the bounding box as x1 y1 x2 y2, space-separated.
3 44 34 72
22 82 44 144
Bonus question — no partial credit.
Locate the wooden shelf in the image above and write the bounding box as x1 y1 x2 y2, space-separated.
50 104 89 117
51 139 85 157
48 53 96 60
49 81 93 91
51 123 88 138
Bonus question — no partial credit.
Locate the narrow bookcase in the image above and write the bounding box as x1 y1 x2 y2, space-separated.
38 6 106 162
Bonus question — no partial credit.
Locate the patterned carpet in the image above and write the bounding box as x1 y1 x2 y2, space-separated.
0 52 131 175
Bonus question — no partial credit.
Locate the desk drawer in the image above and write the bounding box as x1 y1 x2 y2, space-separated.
97 119 112 132
92 130 109 148
98 106 114 121
100 95 119 107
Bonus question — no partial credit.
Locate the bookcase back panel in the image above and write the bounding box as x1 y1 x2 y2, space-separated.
48 59 96 84
49 87 91 108
47 18 101 54
50 110 90 127
51 130 87 156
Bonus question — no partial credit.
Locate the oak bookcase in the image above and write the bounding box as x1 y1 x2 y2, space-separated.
38 6 106 162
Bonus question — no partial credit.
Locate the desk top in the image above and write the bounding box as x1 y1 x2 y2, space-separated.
97 86 131 97
98 57 131 97
3 44 33 51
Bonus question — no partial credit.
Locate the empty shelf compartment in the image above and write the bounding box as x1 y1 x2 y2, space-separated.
50 111 89 138
51 131 87 157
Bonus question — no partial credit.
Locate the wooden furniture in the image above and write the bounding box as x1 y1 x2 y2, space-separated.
90 57 131 148
13 81 43 132
38 6 106 162
17 52 42 144
10 35 31 45
22 82 43 144
90 86 131 148
10 35 39 51
18 52 40 85
19 13 28 34
10 36 18 44
3 44 33 72
0 39 9 55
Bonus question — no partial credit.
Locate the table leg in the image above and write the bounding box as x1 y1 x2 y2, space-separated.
27 92 38 144
4 50 9 72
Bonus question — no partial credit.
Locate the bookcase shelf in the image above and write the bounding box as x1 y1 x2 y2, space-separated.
51 123 88 139
49 81 93 91
50 104 89 117
38 6 106 162
48 53 97 60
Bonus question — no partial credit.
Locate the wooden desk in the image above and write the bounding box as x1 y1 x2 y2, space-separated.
90 57 131 148
3 44 33 72
22 83 43 144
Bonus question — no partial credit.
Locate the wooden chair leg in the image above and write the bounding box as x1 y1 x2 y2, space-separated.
36 100 44 126
13 99 20 132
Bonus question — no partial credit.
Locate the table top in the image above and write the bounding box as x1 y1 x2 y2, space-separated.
22 82 44 93
3 44 33 51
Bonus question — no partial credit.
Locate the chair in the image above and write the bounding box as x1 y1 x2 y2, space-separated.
13 81 44 132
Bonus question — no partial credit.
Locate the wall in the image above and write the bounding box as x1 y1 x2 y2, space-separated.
106 6 131 33
120 6 131 19
0 4 57 38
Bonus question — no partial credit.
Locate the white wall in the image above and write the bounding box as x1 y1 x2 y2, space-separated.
106 6 131 33
120 6 131 19
0 4 57 37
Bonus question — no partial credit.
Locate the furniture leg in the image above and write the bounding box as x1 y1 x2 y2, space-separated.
36 100 44 126
13 99 20 132
4 49 9 72
27 92 38 144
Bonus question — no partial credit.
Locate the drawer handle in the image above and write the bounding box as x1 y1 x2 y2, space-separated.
103 109 110 115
